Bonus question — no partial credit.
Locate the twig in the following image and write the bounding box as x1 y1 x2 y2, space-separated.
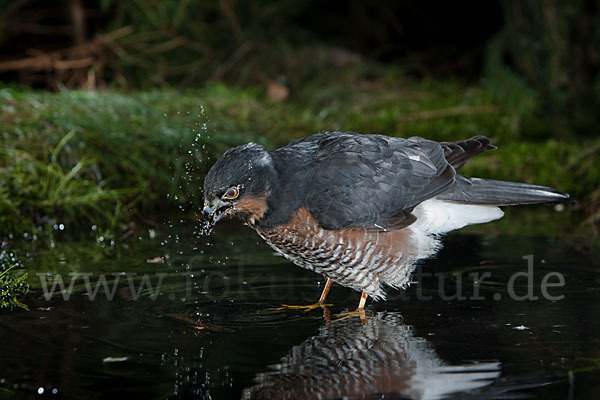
55 57 95 70
104 25 135 41
142 36 187 54
219 0 244 43
0 31 108 72
209 41 253 81
70 0 86 45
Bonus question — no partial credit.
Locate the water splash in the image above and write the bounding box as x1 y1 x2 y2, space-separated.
163 103 217 253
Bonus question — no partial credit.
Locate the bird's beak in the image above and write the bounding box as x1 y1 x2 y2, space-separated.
202 206 216 221
200 201 230 235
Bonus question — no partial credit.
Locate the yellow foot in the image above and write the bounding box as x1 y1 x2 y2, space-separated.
333 309 368 325
270 302 332 312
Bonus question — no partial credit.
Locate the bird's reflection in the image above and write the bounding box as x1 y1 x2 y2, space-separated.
242 311 501 400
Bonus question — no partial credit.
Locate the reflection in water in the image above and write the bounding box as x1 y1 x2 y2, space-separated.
243 312 501 400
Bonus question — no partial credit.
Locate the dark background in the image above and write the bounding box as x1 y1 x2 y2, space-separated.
1 0 599 137
1 1 504 82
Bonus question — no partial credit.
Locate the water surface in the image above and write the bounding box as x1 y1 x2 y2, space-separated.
1 212 598 399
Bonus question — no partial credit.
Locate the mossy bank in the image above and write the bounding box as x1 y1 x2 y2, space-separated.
1 75 598 239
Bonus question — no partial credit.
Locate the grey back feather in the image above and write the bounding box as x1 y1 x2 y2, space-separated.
301 133 455 230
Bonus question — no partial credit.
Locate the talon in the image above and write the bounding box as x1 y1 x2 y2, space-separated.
270 303 332 312
268 278 335 313
333 308 368 325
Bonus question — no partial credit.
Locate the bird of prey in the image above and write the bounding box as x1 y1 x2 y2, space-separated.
242 312 503 400
201 132 568 310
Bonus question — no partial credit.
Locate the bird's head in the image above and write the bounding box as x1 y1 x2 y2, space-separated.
201 142 276 233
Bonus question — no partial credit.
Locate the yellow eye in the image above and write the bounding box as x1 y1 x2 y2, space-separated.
223 187 239 199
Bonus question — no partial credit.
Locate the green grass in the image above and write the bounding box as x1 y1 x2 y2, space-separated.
0 263 28 310
0 87 258 236
0 70 598 238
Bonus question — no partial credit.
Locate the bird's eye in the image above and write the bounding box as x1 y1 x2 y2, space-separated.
222 187 239 200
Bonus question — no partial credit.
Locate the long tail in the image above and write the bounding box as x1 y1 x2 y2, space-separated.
437 175 570 206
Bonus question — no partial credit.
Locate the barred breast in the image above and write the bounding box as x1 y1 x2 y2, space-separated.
253 207 425 300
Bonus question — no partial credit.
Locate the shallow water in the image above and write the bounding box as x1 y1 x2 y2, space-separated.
1 213 599 399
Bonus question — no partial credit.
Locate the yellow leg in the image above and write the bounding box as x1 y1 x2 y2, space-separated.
271 278 334 312
333 291 369 324
318 278 333 304
357 291 368 309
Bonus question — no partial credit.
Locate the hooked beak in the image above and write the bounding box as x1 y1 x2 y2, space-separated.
201 202 231 235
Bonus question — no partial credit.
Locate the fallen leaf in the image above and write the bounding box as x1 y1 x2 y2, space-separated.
102 356 129 363
266 80 289 102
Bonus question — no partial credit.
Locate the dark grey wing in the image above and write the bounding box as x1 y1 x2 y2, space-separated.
304 133 455 231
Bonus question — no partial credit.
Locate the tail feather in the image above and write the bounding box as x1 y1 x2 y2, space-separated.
441 136 496 170
437 175 570 206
